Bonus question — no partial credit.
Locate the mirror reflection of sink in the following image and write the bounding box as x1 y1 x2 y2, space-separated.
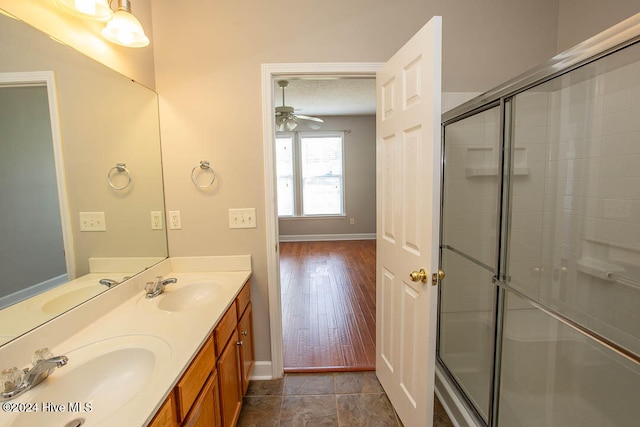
38 285 103 314
6 334 171 427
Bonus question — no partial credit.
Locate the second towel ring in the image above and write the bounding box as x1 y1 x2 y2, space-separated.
108 163 132 190
191 160 216 188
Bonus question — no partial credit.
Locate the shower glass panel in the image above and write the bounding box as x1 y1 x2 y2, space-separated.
498 292 640 427
442 107 501 268
439 106 501 421
439 250 496 420
508 42 640 357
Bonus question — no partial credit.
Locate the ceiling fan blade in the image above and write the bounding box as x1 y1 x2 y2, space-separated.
295 115 324 123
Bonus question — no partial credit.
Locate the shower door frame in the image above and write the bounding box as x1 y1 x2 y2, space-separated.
436 13 640 427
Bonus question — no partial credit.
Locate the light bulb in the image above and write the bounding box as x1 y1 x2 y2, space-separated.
285 119 298 131
75 0 96 15
54 0 113 21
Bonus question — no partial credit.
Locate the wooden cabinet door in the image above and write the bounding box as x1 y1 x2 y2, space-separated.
217 330 242 427
148 393 177 427
238 302 255 394
182 371 221 427
175 336 215 422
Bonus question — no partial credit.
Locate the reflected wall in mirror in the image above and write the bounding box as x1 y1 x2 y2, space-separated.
0 10 168 346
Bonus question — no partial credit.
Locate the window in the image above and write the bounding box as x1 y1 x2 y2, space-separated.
275 132 345 217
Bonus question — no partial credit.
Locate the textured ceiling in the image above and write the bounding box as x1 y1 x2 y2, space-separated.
276 78 376 116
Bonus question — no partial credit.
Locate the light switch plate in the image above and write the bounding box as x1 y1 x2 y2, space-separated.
229 208 256 229
79 212 106 232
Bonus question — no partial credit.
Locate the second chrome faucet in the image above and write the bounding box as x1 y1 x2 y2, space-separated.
145 276 177 299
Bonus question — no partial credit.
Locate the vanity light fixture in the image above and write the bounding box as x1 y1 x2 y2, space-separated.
101 0 149 48
54 0 114 22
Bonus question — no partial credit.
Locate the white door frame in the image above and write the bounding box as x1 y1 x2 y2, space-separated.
261 63 383 377
0 71 76 281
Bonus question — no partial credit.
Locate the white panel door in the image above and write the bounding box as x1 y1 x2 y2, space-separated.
376 16 442 427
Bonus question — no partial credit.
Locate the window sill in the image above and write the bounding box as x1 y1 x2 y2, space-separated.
278 215 347 221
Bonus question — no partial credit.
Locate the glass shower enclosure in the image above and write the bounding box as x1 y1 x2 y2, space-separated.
437 14 640 427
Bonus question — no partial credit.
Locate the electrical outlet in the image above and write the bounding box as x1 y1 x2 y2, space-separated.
229 208 256 229
79 212 106 232
151 211 163 230
169 211 182 230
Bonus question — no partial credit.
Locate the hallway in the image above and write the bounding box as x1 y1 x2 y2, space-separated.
280 240 376 371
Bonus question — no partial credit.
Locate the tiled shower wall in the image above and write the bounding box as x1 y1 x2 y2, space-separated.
510 46 640 355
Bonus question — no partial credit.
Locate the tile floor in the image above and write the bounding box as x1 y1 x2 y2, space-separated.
237 372 454 427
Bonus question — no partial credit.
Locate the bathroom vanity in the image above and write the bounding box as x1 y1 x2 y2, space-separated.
0 256 254 427
149 278 254 427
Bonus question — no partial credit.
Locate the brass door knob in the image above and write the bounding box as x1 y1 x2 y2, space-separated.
432 269 445 285
409 269 429 283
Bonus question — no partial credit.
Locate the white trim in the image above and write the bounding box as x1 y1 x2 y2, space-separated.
435 362 480 427
0 71 76 281
249 361 274 380
279 233 376 242
261 63 383 379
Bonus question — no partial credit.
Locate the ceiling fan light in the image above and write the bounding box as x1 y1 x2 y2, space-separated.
285 119 297 131
54 0 113 21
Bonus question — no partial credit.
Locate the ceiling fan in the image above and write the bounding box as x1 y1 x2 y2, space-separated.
275 80 324 131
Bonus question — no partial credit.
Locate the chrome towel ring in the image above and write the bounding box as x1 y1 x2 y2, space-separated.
191 160 216 188
107 163 132 190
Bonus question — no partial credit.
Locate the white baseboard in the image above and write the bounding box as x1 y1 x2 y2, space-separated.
435 362 481 427
250 361 275 380
279 233 376 242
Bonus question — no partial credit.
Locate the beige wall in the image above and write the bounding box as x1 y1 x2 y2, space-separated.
0 0 155 89
557 0 639 52
278 115 376 239
151 0 562 363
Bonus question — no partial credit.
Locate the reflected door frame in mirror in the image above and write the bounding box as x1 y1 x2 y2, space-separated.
0 71 76 304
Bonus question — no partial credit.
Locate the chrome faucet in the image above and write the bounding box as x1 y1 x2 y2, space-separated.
1 349 68 401
99 276 131 288
145 276 177 298
99 278 119 287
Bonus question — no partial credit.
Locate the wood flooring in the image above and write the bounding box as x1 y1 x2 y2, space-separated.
280 240 376 372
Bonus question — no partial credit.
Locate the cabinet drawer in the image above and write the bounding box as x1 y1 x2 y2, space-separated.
214 303 237 355
235 280 251 318
175 335 215 422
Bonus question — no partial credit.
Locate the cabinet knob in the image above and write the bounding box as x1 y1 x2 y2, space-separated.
241 331 248 337
236 340 244 346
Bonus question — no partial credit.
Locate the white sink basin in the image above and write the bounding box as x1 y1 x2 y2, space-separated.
6 334 171 427
138 281 221 312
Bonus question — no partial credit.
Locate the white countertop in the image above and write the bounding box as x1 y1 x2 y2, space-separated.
0 257 252 427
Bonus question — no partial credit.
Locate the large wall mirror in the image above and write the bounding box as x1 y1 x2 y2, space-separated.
0 10 168 346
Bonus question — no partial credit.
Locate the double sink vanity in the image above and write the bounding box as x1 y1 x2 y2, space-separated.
0 256 254 427
1 6 256 426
